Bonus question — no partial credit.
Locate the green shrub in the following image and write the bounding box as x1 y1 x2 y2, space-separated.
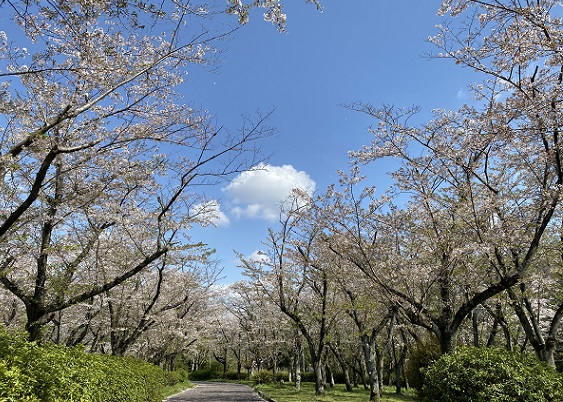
405 335 441 393
274 371 289 383
251 369 273 384
0 359 39 402
225 370 249 381
164 370 182 386
420 347 563 402
331 370 349 385
175 367 189 382
164 368 190 386
0 325 165 402
299 371 317 383
189 369 220 380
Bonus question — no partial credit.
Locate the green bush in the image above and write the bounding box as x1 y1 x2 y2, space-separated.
274 371 289 383
164 370 182 386
189 369 220 380
251 369 273 384
0 325 165 402
420 347 563 402
163 368 189 386
0 359 39 402
299 371 317 383
405 335 441 393
225 370 249 381
175 367 189 382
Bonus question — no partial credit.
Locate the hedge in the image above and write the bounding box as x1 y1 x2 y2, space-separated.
0 325 165 402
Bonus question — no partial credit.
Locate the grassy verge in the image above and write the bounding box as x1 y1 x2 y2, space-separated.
161 381 193 399
254 383 415 402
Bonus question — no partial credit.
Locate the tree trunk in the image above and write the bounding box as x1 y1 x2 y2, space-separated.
24 303 50 341
395 343 407 394
351 354 359 388
376 348 384 394
325 363 335 388
361 336 381 402
472 310 480 347
438 328 456 355
313 361 325 396
294 330 302 390
329 343 353 391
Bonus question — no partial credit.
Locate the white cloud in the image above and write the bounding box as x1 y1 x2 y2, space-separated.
189 200 230 227
246 250 270 263
224 163 316 221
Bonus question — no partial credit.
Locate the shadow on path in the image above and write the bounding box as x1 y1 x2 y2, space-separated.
166 381 265 402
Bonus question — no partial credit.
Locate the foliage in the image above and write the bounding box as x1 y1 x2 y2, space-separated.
420 347 563 402
224 370 250 381
189 369 221 381
0 0 273 344
404 335 441 393
226 0 322 31
299 371 318 383
251 369 274 384
254 383 415 402
164 368 189 386
0 325 166 402
275 371 290 382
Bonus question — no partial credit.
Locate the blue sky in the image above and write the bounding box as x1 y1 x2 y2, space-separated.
186 0 479 283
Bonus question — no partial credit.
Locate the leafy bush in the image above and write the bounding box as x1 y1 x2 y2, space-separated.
405 335 441 393
0 359 39 402
164 370 182 386
0 325 165 402
274 371 289 383
175 367 189 382
251 369 273 384
299 371 317 383
420 347 563 402
189 369 220 380
163 368 190 386
225 370 249 381
331 370 349 385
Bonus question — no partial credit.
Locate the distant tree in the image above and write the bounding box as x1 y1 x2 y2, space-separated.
239 199 335 396
101 251 217 357
228 280 293 380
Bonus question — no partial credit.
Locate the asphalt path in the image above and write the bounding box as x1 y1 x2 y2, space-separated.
165 382 266 402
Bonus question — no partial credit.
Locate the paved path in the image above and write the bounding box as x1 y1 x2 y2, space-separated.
166 382 265 402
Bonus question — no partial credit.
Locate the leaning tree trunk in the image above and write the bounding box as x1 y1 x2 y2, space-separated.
328 343 353 392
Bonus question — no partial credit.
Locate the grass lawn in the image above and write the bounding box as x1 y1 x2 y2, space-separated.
254 383 416 402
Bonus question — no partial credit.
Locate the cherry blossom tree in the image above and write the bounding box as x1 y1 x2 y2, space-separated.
226 0 322 31
239 202 336 396
337 0 563 357
501 232 563 366
101 251 218 357
0 0 279 340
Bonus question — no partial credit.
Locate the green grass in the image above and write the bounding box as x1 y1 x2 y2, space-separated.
161 380 193 399
254 383 415 402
